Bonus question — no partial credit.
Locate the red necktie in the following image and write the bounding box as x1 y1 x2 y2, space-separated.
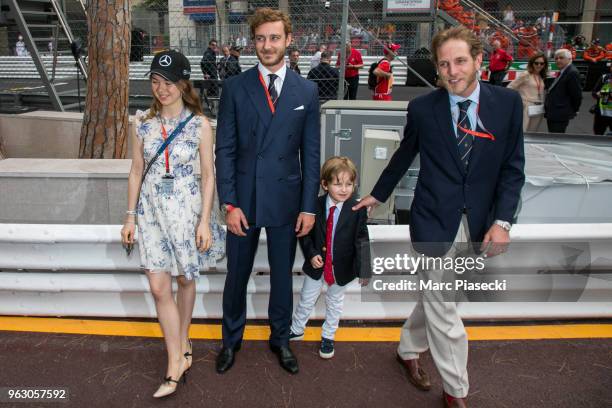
323 205 336 286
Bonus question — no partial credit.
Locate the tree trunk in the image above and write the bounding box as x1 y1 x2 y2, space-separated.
79 0 131 159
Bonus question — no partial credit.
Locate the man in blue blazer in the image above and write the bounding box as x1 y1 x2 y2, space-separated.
214 8 320 375
355 27 525 407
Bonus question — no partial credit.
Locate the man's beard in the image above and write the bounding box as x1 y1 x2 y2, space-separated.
438 72 477 96
257 48 285 67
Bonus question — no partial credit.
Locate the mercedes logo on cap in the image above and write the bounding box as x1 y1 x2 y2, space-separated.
159 55 172 67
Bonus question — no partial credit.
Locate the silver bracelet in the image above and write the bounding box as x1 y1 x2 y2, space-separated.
126 210 137 216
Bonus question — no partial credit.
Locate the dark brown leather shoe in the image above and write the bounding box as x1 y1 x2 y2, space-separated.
443 392 467 408
396 354 431 391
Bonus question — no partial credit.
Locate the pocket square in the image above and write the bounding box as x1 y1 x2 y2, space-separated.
294 105 304 111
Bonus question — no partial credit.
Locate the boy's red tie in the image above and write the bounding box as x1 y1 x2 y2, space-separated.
323 205 336 286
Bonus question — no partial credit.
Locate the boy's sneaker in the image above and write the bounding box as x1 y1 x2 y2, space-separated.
289 330 304 341
319 337 335 359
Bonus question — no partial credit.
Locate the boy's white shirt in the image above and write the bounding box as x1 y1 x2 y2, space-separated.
325 195 345 258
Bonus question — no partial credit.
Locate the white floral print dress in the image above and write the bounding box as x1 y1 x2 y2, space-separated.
135 108 225 280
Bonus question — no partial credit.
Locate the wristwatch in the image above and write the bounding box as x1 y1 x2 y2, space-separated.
494 220 512 232
221 203 236 217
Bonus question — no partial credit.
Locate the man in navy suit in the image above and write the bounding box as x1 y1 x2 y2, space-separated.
544 48 583 133
214 8 320 375
355 26 525 407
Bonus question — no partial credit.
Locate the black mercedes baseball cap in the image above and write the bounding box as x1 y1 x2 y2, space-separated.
146 49 191 82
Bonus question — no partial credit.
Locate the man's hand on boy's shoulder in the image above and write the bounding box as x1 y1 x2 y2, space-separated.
352 195 380 212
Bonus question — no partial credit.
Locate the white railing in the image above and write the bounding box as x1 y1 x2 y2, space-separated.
0 55 409 85
1 223 611 320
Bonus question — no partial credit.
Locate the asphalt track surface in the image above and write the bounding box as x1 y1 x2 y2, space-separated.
0 320 611 408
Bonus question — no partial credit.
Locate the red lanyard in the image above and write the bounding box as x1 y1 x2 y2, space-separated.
159 122 171 173
535 75 543 93
456 102 496 141
534 75 543 99
258 72 275 114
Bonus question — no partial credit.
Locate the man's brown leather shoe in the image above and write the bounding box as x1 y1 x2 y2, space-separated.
443 392 467 408
396 354 431 391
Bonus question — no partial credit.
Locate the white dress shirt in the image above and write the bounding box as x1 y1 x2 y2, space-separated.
325 195 344 254
258 63 287 99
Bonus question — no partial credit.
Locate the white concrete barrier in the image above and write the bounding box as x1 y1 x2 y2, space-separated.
1 223 611 320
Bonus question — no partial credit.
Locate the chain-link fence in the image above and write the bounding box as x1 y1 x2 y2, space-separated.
1 1 610 61
0 0 610 107
0 0 86 55
125 2 612 57
154 0 433 104
437 0 612 60
126 0 611 102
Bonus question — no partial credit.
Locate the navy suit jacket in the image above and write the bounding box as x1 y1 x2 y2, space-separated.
371 82 525 256
299 194 371 286
215 66 320 227
544 63 582 122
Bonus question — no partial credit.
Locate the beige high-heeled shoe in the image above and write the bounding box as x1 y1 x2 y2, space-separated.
152 374 185 399
169 339 193 390
152 340 192 399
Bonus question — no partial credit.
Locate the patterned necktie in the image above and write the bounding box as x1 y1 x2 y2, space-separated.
268 74 278 105
456 100 473 169
323 205 336 286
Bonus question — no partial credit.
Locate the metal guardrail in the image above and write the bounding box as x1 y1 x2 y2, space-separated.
0 55 410 85
1 223 611 319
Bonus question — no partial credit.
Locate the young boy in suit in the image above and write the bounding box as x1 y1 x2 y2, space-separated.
290 156 371 358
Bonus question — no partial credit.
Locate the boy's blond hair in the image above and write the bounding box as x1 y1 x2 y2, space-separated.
320 156 358 186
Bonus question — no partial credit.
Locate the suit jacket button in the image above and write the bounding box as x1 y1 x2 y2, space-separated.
322 246 326 252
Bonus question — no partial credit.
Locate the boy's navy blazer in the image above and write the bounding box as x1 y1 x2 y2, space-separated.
215 65 320 227
371 82 525 256
299 194 372 286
